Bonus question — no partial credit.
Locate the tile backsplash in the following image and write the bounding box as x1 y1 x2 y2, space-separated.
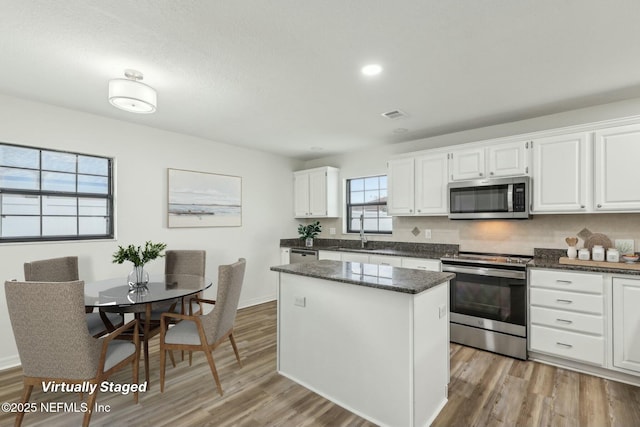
309 213 640 256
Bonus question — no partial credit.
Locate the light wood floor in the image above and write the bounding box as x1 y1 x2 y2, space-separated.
1 300 639 427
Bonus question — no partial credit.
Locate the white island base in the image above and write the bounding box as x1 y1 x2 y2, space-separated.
277 272 450 427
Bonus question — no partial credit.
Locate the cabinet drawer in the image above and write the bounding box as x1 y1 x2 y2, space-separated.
368 255 402 267
530 288 603 315
530 269 603 294
530 306 604 335
400 257 441 271
530 325 604 366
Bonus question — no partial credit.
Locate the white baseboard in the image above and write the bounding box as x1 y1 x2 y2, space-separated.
239 294 276 309
0 354 21 371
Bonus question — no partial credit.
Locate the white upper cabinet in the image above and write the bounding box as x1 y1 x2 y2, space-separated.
449 141 529 181
532 133 589 213
387 153 448 216
449 147 485 181
594 124 640 211
414 152 449 215
387 157 415 215
293 167 340 218
487 141 529 177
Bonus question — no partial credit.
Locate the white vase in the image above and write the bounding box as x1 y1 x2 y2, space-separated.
567 246 577 259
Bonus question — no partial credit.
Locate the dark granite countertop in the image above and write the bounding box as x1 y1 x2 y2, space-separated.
270 260 455 294
280 238 458 260
530 248 640 276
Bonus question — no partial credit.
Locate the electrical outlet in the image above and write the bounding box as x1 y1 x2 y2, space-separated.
424 229 432 239
294 296 306 307
438 304 446 319
330 227 336 235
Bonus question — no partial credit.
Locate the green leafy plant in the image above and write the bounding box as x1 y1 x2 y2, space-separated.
298 221 322 239
112 241 167 267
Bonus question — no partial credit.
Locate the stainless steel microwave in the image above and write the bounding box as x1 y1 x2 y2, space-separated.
448 176 530 219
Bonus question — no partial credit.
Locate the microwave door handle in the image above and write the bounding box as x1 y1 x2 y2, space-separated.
507 184 513 212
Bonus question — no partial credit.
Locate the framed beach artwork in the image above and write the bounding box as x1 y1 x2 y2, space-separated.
167 168 242 228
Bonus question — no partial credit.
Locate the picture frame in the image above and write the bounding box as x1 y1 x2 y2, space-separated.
167 168 242 228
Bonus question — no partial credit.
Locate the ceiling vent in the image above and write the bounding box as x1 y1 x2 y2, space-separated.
381 109 409 120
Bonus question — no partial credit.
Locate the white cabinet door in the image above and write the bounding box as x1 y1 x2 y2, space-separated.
450 147 485 181
613 278 640 373
594 124 640 211
281 248 291 264
532 133 589 213
293 172 310 217
293 167 339 218
308 169 328 216
415 153 448 215
487 141 529 178
400 257 441 271
387 158 415 215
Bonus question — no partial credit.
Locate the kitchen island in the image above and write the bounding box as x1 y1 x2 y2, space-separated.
270 260 455 427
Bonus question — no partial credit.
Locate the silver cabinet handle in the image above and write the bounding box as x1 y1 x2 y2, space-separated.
490 171 494 175
597 204 602 208
409 209 413 213
556 280 572 284
556 318 573 324
556 342 573 348
479 172 484 177
556 299 573 304
580 205 585 208
417 209 421 212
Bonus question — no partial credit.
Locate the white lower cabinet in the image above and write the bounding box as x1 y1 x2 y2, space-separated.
317 250 440 271
340 252 370 263
318 250 341 261
400 257 441 271
529 269 605 366
368 254 402 267
612 277 640 374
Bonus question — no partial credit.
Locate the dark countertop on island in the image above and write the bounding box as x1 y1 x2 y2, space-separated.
271 260 455 294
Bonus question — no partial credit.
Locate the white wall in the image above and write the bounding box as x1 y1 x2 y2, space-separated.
0 94 301 369
302 98 640 254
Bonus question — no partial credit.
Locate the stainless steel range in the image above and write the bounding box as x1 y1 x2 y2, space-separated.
441 252 532 360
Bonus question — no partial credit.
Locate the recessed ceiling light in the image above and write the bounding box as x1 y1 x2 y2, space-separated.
361 64 383 76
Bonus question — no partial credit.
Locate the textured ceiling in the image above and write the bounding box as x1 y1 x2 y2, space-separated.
1 1 640 159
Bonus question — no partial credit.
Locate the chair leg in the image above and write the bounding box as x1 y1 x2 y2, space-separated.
204 349 223 396
15 383 33 427
229 333 242 367
189 351 193 366
82 389 98 427
160 348 166 393
132 352 139 404
168 350 176 368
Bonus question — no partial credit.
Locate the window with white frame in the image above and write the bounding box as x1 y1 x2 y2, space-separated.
0 143 113 242
346 175 392 234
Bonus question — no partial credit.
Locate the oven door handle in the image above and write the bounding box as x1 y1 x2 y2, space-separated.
442 264 526 280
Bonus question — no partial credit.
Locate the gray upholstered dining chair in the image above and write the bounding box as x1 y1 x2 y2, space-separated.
5 280 139 427
24 256 124 337
165 249 207 316
159 258 246 396
141 250 206 322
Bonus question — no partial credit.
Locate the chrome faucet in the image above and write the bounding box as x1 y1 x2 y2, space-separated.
359 213 367 248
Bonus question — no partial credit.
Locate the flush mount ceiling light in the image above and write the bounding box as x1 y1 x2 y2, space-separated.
108 69 157 114
361 64 383 76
